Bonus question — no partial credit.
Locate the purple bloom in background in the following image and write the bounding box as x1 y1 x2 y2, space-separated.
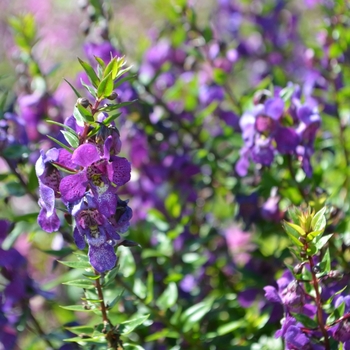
84 41 120 65
0 220 53 349
236 84 320 177
331 296 350 344
223 225 256 266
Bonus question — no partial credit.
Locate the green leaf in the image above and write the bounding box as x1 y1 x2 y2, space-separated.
103 57 119 80
65 325 95 335
58 260 92 269
107 290 124 310
217 320 243 336
63 336 106 343
103 266 119 288
61 130 79 148
145 329 179 341
306 243 317 256
62 279 95 289
46 119 78 135
315 233 333 250
74 103 94 123
80 78 97 98
97 72 114 99
113 74 136 89
288 206 301 223
291 313 318 328
123 344 146 350
156 282 178 311
99 100 137 112
94 56 106 69
2 145 30 159
319 248 331 274
284 221 306 236
47 135 73 154
40 248 72 257
325 286 347 305
59 304 96 312
311 207 327 233
165 193 181 218
181 297 215 332
145 270 154 305
64 79 82 98
283 222 304 247
118 314 149 335
78 58 100 88
118 246 136 278
327 301 345 325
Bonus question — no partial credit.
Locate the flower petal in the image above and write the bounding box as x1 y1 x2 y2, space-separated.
108 156 131 186
88 242 117 273
59 172 88 203
72 143 100 167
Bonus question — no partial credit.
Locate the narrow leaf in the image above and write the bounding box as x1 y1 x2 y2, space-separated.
58 260 91 269
47 135 73 154
63 279 95 289
97 71 114 99
78 58 100 88
118 314 149 335
64 79 82 98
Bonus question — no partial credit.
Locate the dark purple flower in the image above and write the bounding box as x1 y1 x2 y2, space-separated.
71 194 121 273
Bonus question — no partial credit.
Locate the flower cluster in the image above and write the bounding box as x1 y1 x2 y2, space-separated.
36 55 133 273
236 84 321 177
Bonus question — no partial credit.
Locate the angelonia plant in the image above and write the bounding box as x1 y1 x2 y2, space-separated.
35 55 147 348
1 0 350 349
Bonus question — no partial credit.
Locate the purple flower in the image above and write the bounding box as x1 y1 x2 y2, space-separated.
36 148 70 232
332 296 350 343
84 41 120 65
71 194 123 272
59 139 131 218
264 270 308 313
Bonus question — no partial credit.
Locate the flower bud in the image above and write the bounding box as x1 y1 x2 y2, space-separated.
312 265 320 274
77 97 90 108
328 270 343 279
281 280 305 312
293 263 303 275
106 91 118 100
253 89 271 105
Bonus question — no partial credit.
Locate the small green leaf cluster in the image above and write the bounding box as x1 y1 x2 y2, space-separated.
284 206 329 258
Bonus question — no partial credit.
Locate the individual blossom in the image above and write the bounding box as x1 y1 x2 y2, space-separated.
59 137 131 218
70 193 131 273
264 270 312 314
331 296 350 346
35 148 71 232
